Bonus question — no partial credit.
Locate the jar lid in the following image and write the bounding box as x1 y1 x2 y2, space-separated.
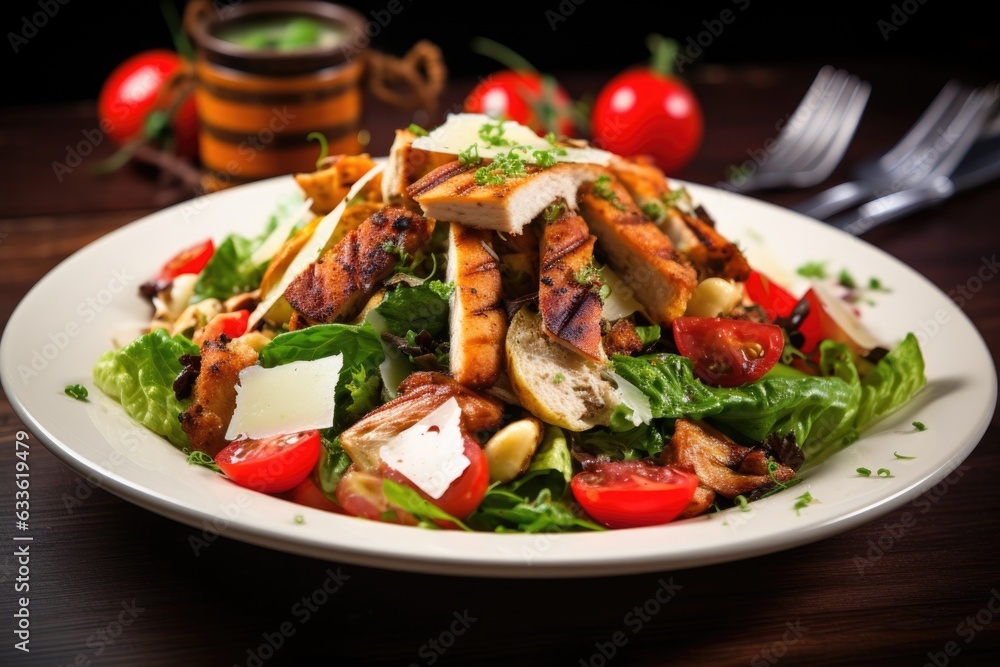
186 1 368 75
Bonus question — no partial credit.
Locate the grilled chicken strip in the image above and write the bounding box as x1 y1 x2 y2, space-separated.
340 371 505 472
381 128 455 208
283 206 431 325
179 329 259 456
295 154 382 215
577 176 697 326
667 419 795 499
407 160 605 235
448 223 507 389
609 156 750 282
538 206 606 362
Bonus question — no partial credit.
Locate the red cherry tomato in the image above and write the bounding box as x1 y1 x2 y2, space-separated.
216 430 322 494
336 434 490 527
571 460 699 529
799 288 874 355
287 476 344 514
464 70 577 137
157 239 214 282
672 317 784 387
744 270 798 322
201 310 250 342
98 50 198 158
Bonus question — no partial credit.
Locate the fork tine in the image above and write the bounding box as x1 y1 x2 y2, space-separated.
791 79 871 186
766 68 847 170
877 80 964 170
785 74 864 170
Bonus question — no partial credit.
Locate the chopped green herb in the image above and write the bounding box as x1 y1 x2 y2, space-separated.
793 490 815 515
894 451 917 460
593 175 627 211
856 467 872 476
307 131 329 168
532 147 567 168
544 131 558 145
64 383 88 400
877 468 892 478
553 373 565 384
641 201 665 221
294 514 305 524
661 189 684 206
797 261 828 279
458 143 481 166
187 450 222 473
474 149 527 186
838 269 857 290
734 495 750 512
912 421 927 431
868 277 890 292
478 120 511 147
598 283 611 301
408 123 429 137
543 200 566 221
574 262 604 288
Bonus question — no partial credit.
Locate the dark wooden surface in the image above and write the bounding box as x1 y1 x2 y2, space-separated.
1 61 998 666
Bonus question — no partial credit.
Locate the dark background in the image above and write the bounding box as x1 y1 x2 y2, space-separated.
2 0 997 107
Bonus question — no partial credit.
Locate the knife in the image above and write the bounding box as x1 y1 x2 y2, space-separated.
827 134 1000 235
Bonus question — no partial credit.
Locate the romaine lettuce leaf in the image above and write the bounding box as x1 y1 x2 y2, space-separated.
190 233 267 304
611 334 926 466
92 329 197 449
368 281 453 338
506 425 573 500
258 322 383 369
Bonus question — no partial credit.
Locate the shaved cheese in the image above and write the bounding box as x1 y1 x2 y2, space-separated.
225 354 343 441
249 197 313 266
378 397 470 499
601 266 646 321
249 163 385 329
412 113 612 166
608 370 652 427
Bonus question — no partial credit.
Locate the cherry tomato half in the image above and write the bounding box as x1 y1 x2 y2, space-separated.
216 429 321 494
157 239 214 282
98 49 198 158
336 434 490 528
571 460 699 529
200 310 249 342
744 270 798 323
672 317 784 387
287 476 344 514
464 70 576 137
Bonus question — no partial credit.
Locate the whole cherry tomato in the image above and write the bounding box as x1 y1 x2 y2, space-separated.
98 49 198 158
591 35 703 174
464 38 578 137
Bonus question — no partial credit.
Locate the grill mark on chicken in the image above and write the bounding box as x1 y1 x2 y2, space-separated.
283 206 430 325
538 210 606 362
406 161 474 197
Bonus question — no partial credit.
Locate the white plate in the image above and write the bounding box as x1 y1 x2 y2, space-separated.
2 176 995 578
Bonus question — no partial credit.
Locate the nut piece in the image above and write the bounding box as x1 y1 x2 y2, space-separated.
483 418 544 483
685 277 743 317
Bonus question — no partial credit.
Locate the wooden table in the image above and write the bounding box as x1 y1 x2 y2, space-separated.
1 61 998 666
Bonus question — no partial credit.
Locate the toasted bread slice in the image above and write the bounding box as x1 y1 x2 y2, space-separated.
506 307 618 432
447 223 507 389
577 176 697 326
538 207 606 363
283 206 431 324
408 160 604 235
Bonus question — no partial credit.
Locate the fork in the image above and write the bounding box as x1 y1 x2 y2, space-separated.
793 82 998 220
725 66 871 192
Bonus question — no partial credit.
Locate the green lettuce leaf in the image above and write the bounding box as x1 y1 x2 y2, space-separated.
258 322 383 369
576 423 666 461
611 334 926 465
368 281 452 338
190 233 267 304
467 487 603 533
92 329 197 449
506 425 574 500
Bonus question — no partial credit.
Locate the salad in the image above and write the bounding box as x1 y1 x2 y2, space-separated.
91 113 926 532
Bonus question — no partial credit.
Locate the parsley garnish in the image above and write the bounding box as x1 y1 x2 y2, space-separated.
868 277 890 292
856 467 872 476
478 120 511 147
797 261 828 279
553 373 565 384
838 269 857 289
474 149 527 186
793 491 815 515
574 262 604 287
641 201 665 221
593 175 627 211
734 495 750 512
186 451 221 473
458 143 481 166
912 421 927 431
543 200 566 221
532 147 566 168
544 131 558 145
661 189 684 206
877 468 892 478
894 452 917 460
64 384 88 400
408 123 429 136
